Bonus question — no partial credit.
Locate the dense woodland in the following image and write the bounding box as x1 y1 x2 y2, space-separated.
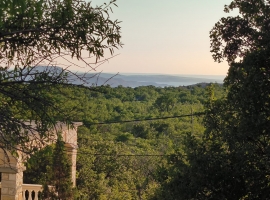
1 0 270 199
24 83 226 199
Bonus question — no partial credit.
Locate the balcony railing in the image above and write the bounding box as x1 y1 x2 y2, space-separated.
0 182 43 200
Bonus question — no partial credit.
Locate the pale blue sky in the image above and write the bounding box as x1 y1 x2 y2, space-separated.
75 0 238 75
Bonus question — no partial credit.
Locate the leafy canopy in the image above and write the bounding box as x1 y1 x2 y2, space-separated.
0 0 122 155
155 0 270 199
210 0 270 63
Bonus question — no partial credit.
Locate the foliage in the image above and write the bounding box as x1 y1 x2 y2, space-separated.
0 0 121 65
154 93 177 112
210 0 270 63
43 138 73 200
72 84 222 199
0 0 122 155
24 145 54 184
23 83 225 199
154 0 270 199
24 137 73 199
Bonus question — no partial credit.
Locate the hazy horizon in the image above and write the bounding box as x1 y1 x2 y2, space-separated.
65 0 237 76
74 70 226 79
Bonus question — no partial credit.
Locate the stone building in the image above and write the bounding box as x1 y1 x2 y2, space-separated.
0 122 81 200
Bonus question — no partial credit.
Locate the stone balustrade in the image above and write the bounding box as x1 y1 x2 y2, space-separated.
0 182 43 200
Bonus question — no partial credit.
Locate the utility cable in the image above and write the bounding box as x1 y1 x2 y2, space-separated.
83 112 205 126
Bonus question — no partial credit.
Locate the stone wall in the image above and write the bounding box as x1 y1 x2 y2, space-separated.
0 122 82 200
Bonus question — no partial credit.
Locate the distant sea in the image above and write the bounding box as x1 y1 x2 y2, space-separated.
72 71 227 87
121 73 226 80
164 75 225 86
120 73 226 87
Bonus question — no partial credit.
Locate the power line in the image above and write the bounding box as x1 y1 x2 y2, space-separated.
63 149 185 157
23 112 205 159
76 152 175 157
28 148 185 158
83 112 205 126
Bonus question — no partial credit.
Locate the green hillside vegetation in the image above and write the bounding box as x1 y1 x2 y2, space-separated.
2 0 269 198
24 83 225 199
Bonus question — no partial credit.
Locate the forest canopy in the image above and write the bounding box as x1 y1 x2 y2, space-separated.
23 83 225 199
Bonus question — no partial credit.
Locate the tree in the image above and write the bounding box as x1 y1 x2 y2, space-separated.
210 0 270 63
23 145 54 184
24 138 73 199
0 0 122 155
154 93 177 112
210 5 270 199
42 138 73 200
76 126 162 200
154 0 270 199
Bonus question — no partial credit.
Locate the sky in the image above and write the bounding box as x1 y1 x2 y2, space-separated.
72 0 238 75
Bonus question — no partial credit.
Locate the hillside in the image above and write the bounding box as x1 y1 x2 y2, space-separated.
74 72 225 87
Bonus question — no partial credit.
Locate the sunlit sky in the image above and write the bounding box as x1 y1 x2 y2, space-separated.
73 0 238 75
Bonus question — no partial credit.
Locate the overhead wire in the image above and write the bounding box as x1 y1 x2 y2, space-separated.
24 112 205 159
61 148 185 157
67 112 205 157
82 112 205 126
